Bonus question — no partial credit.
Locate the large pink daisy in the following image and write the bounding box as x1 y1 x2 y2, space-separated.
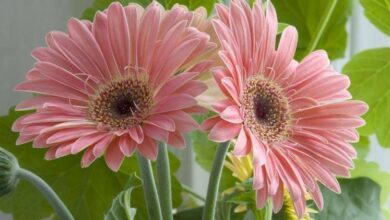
201 0 368 217
12 2 215 171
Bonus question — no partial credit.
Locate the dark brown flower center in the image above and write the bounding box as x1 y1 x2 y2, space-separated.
88 77 153 130
242 75 290 143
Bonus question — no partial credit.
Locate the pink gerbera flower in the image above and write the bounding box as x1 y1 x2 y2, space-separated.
12 2 215 171
202 0 368 217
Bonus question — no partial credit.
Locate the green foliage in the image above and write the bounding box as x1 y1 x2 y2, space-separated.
105 173 142 220
0 109 129 220
174 207 203 220
191 117 217 172
273 0 353 60
354 136 370 159
191 115 237 192
360 0 390 36
81 0 216 21
343 48 390 146
82 0 147 20
351 159 390 215
277 23 289 34
313 178 382 220
0 108 183 220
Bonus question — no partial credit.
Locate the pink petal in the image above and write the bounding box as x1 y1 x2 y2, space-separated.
138 3 161 71
163 111 199 132
211 99 236 113
107 2 130 72
81 147 98 168
292 50 330 86
92 135 114 157
221 77 240 104
71 133 108 154
293 101 368 118
137 137 158 160
144 115 175 132
296 115 365 129
152 94 197 114
67 18 110 79
155 72 200 101
129 125 144 144
220 105 243 124
167 131 186 149
253 165 264 189
105 138 125 171
273 26 298 75
272 183 284 213
119 134 137 156
234 127 251 156
250 133 266 166
200 116 221 131
15 79 88 101
143 124 169 143
208 120 241 142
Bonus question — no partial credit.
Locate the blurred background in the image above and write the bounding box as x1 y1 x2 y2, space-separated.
0 0 389 219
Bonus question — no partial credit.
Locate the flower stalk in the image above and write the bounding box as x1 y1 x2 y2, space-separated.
202 141 230 220
305 0 338 55
156 142 173 220
136 151 163 220
17 168 74 220
0 147 73 220
265 199 273 220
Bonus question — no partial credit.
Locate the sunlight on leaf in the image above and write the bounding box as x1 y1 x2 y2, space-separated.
360 0 390 36
343 48 390 147
314 178 382 220
272 0 353 60
351 159 390 215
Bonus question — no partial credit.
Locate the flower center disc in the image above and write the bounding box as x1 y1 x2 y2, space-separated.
242 75 290 143
88 77 153 130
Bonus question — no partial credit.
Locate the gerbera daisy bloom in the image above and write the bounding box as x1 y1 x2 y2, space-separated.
12 2 215 171
201 0 368 217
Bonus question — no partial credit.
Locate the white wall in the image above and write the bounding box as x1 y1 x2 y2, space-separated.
0 0 92 115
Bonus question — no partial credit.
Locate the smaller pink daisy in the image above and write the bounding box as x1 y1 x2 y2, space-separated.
13 2 215 171
202 0 368 217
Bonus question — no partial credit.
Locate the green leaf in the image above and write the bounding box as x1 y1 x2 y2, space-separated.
191 119 217 171
351 159 390 213
342 48 390 146
105 173 142 220
360 0 390 36
161 0 216 14
277 23 289 34
174 207 203 220
82 0 148 20
313 178 382 220
272 0 353 60
354 136 370 159
0 109 129 220
191 115 237 192
81 0 216 21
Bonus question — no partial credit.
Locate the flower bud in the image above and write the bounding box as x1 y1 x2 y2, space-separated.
0 147 20 196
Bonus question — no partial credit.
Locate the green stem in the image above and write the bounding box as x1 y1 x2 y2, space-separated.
202 141 230 220
264 199 273 220
182 184 206 202
156 142 173 220
136 152 162 220
17 168 74 220
305 0 338 55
